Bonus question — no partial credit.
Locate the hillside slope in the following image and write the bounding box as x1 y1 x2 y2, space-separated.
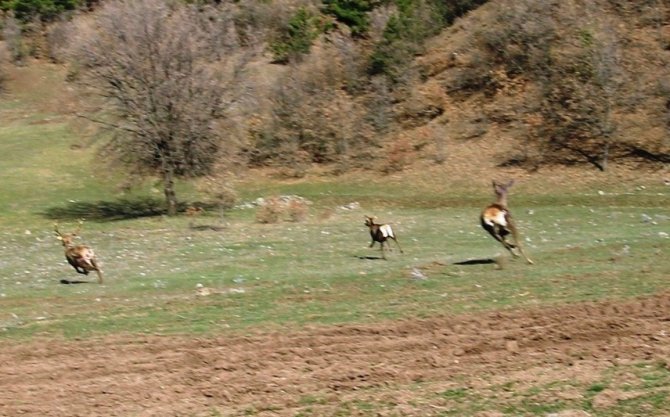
400 0 669 176
1 0 668 190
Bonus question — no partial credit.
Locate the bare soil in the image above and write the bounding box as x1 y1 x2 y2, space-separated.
2 292 670 416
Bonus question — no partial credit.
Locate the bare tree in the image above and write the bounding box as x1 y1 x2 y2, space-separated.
591 18 623 171
2 13 26 64
255 43 375 176
67 0 245 215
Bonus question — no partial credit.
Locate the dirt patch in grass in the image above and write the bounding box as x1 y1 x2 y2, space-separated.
2 292 670 415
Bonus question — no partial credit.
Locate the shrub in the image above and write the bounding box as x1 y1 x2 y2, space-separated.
474 0 556 77
1 0 80 22
368 0 488 80
322 0 378 37
369 15 418 80
441 0 488 24
255 196 310 223
270 7 322 64
255 197 283 224
382 136 415 173
287 199 309 222
2 13 27 63
45 16 70 62
368 0 455 81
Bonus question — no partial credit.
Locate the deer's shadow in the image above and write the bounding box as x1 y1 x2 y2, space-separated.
59 279 95 285
452 258 497 265
356 255 386 260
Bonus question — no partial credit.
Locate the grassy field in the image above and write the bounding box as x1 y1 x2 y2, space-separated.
1 64 669 416
0 65 668 339
1 183 667 339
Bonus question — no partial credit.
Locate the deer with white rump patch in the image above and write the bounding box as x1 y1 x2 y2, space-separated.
480 180 534 265
364 215 403 259
54 221 104 283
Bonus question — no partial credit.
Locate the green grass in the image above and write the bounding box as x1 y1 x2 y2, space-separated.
1 66 669 342
1 193 667 339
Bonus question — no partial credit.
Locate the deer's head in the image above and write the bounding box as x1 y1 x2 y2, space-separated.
364 216 377 228
54 221 83 247
492 180 515 205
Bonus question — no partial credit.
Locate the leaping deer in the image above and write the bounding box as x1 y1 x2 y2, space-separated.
364 215 403 260
54 221 104 284
480 180 534 265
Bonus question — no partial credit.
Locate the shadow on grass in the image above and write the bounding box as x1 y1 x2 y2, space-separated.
59 279 95 285
355 254 402 260
189 224 226 232
452 258 497 265
44 197 222 222
43 196 169 221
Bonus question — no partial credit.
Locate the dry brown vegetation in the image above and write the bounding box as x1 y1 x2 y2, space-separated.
240 0 669 175
1 0 669 185
413 0 670 172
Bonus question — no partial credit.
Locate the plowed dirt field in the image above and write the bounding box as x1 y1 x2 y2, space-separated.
2 293 670 416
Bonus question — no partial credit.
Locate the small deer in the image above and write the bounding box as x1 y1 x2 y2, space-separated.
364 215 403 259
185 205 205 229
54 221 103 284
185 206 205 217
480 180 534 265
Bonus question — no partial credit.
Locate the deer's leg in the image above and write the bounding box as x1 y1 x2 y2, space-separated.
500 240 519 257
500 236 519 257
91 260 104 284
370 239 376 248
508 224 534 264
489 227 518 257
518 247 533 264
391 237 404 254
380 241 386 259
499 228 516 248
69 259 86 274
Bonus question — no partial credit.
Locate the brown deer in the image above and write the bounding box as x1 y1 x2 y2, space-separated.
480 180 534 265
185 205 205 229
185 205 205 217
364 215 403 259
54 221 104 283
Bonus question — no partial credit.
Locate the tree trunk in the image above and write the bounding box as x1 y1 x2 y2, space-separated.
601 101 613 172
163 165 178 216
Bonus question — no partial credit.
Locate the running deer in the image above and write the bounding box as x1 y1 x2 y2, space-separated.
185 205 205 229
364 215 403 259
480 180 534 264
54 221 104 283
